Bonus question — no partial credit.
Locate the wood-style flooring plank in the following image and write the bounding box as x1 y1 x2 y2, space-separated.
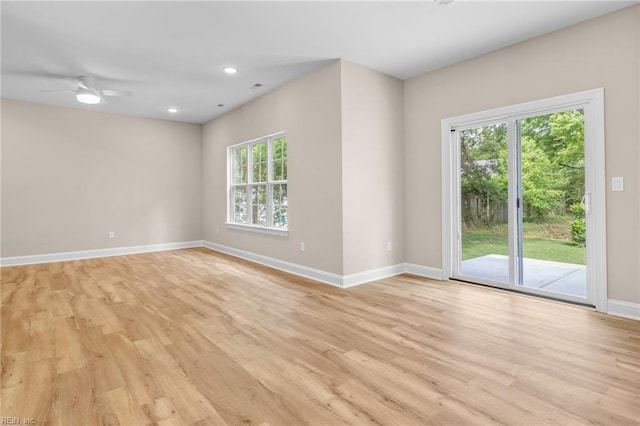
1 247 638 425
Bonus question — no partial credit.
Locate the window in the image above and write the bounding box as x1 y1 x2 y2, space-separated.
229 133 287 233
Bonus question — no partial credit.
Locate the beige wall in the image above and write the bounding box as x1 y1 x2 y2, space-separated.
1 99 203 257
404 6 640 303
2 6 638 306
202 61 344 274
202 60 405 277
340 60 404 275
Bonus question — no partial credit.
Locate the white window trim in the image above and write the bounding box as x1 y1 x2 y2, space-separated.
441 88 607 312
227 132 288 234
224 222 288 237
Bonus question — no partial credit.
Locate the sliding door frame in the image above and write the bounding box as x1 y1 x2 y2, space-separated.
441 89 607 311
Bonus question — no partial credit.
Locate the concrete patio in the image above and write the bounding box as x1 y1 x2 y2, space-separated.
461 254 586 298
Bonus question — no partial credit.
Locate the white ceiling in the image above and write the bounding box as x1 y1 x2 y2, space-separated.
2 1 636 124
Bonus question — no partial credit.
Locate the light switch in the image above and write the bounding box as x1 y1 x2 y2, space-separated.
612 177 624 192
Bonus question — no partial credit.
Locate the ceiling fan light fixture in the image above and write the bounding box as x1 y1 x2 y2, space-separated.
76 91 101 104
222 66 238 74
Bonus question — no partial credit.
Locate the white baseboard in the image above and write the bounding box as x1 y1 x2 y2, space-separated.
1 238 444 290
0 240 204 267
607 299 640 320
203 241 343 287
203 241 441 289
405 263 445 280
343 264 407 288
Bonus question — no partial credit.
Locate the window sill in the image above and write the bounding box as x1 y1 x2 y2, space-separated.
225 222 289 237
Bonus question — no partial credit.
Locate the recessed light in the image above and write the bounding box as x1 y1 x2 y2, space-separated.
251 83 263 89
222 66 238 74
167 107 178 113
217 104 224 107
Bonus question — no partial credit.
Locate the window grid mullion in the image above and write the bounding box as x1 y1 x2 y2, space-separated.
267 138 273 228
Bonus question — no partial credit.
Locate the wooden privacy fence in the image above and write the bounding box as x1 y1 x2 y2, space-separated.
462 195 508 225
463 195 568 225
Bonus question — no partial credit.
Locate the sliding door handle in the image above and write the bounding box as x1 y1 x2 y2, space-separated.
582 192 592 214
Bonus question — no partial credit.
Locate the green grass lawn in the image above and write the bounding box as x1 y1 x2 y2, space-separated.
462 224 586 265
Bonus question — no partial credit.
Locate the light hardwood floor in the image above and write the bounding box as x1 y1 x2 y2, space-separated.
1 248 639 425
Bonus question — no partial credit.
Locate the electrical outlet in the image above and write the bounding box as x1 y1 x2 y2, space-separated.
300 242 305 252
109 231 115 239
387 241 392 251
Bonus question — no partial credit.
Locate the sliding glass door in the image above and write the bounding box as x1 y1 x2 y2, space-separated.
518 111 587 298
451 108 589 304
457 122 510 286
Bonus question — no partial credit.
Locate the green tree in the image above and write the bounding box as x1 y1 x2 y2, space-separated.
460 123 508 225
520 137 566 221
521 110 584 208
460 109 584 225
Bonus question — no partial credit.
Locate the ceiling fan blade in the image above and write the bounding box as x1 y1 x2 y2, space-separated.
100 90 133 97
40 89 77 93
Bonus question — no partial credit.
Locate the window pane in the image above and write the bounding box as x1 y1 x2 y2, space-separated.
272 206 287 228
272 136 287 181
233 186 247 223
271 183 287 228
252 142 267 183
251 185 267 226
272 183 287 204
232 147 247 184
273 159 282 181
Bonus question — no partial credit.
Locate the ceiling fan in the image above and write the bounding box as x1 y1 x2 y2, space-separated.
40 76 132 105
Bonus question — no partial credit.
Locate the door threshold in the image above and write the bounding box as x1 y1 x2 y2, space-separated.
449 277 595 309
